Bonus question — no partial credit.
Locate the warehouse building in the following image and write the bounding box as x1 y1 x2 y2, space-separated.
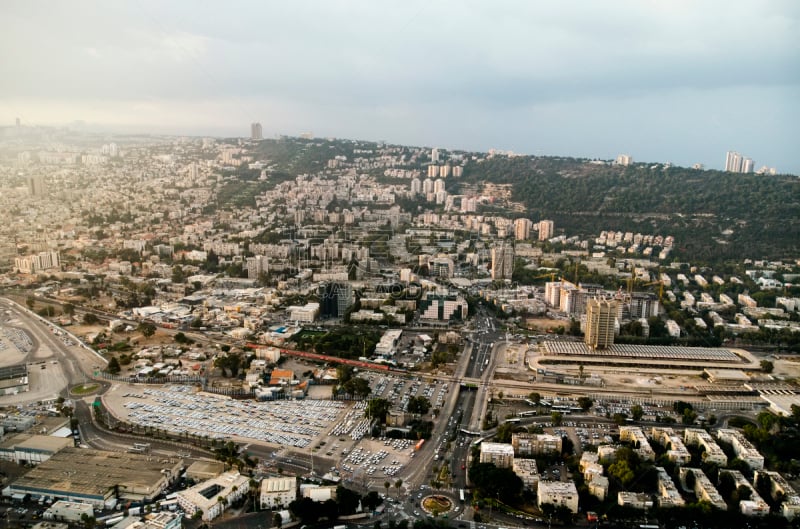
260 476 297 509
0 364 28 395
6 448 182 508
0 434 72 465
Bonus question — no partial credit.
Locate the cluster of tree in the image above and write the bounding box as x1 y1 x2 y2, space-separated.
214 350 244 378
673 401 699 425
459 155 800 261
299 327 381 359
407 396 431 415
332 364 372 399
606 447 658 490
212 440 257 472
469 462 524 504
740 407 800 474
288 485 382 524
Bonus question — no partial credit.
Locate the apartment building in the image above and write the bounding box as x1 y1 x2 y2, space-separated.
537 481 578 513
511 433 562 456
684 429 727 466
479 442 514 468
716 429 764 470
650 427 691 465
678 468 726 511
619 426 655 461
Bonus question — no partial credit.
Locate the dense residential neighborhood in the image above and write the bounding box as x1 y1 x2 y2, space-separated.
0 126 799 529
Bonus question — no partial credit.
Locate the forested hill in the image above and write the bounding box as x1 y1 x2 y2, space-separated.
460 156 800 262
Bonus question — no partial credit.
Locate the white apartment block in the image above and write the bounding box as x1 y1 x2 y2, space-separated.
512 458 539 490
650 427 691 465
14 251 60 274
479 442 514 468
684 429 727 466
288 302 319 323
617 492 653 510
177 471 250 522
721 470 769 517
655 466 685 507
537 481 578 513
588 475 609 501
678 468 726 511
538 219 554 241
260 476 297 509
755 470 800 520
512 433 562 456
716 429 764 470
619 426 655 461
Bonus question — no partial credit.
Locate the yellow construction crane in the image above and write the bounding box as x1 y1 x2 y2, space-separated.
642 280 666 302
626 277 665 302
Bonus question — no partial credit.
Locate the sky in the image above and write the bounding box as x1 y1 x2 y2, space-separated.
1 1 798 173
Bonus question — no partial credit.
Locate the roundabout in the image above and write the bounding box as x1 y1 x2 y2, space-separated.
420 494 454 517
70 382 100 396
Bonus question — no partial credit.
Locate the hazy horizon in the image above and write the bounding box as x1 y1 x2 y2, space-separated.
2 1 798 173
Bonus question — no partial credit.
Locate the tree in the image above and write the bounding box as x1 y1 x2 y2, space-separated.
107 356 121 375
577 396 593 412
394 479 403 498
684 468 696 491
63 303 75 316
407 396 431 415
608 459 636 487
83 312 99 325
138 322 156 338
365 398 390 423
25 296 35 310
760 360 774 373
272 512 283 528
528 392 541 405
551 411 564 427
631 404 644 421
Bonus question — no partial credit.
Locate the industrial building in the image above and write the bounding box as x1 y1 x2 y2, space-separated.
260 476 297 509
0 434 72 465
7 448 182 508
42 501 94 523
539 341 757 372
177 471 249 521
0 364 29 395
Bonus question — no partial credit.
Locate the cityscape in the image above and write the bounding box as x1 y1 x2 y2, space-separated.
0 3 798 529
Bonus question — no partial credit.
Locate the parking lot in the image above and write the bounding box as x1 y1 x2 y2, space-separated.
110 385 349 448
104 370 451 481
364 373 451 413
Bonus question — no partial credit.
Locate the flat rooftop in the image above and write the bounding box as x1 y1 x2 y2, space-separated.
543 342 743 363
10 447 180 499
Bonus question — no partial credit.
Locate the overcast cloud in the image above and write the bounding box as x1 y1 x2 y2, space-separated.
1 1 798 172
